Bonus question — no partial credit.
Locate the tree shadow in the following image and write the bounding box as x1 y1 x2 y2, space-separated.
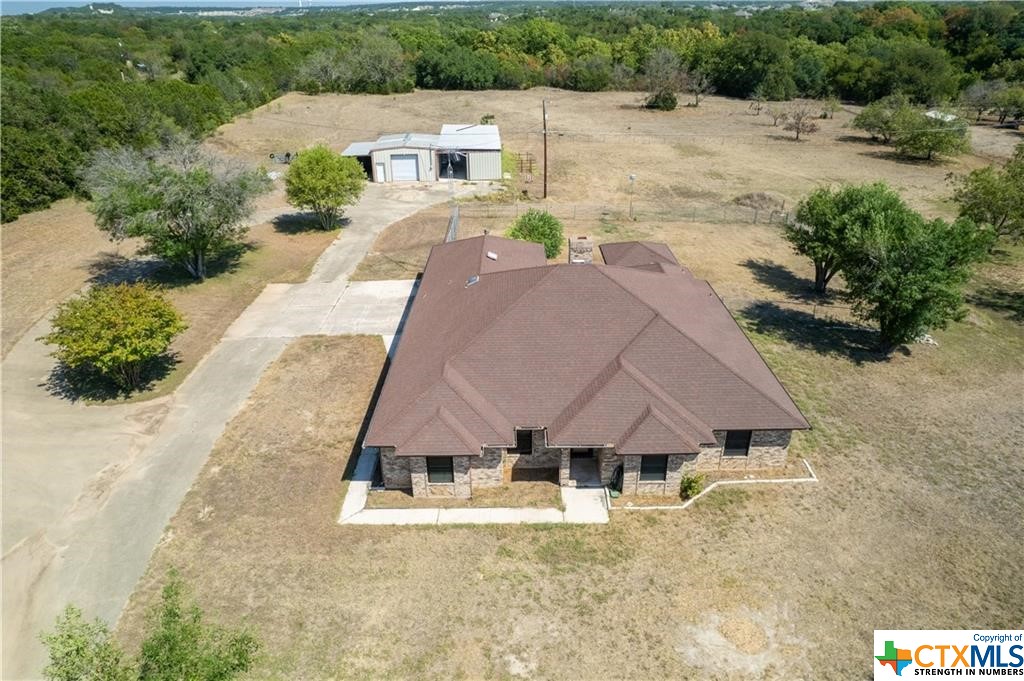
272 212 348 234
42 353 180 403
87 242 254 289
835 134 886 146
86 252 164 285
856 149 945 166
765 133 799 142
968 285 1024 323
742 259 820 302
741 301 897 365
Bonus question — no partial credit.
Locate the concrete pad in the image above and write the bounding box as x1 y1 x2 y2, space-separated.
342 508 441 525
318 280 417 335
437 507 565 524
561 488 610 524
339 449 376 522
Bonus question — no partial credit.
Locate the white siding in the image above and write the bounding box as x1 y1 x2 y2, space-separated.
370 147 436 182
466 150 502 181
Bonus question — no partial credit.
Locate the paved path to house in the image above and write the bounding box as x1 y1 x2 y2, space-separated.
2 182 474 680
338 448 610 526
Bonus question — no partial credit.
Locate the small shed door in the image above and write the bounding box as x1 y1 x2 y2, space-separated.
390 154 418 181
374 162 386 182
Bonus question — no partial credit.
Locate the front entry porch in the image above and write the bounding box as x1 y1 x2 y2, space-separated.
568 448 601 488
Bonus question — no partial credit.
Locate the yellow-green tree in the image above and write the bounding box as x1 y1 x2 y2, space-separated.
285 145 366 230
42 284 187 392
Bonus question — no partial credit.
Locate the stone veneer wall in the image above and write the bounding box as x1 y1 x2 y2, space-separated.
697 430 792 471
502 429 565 470
620 454 692 496
473 448 504 488
410 455 472 498
379 447 410 489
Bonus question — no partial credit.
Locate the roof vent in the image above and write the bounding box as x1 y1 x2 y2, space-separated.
486 251 498 261
466 275 480 287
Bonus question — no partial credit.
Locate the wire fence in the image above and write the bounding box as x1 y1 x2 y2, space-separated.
444 202 460 242
458 200 794 226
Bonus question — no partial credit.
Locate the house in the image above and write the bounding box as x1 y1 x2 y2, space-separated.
342 124 502 183
363 236 809 499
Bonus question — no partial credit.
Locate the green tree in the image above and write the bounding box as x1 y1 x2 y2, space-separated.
507 209 564 258
339 33 413 94
83 141 271 280
952 144 1024 244
852 93 914 143
41 283 187 392
893 110 970 161
39 606 135 681
786 183 907 294
138 570 259 681
285 145 366 230
843 212 991 349
992 86 1024 124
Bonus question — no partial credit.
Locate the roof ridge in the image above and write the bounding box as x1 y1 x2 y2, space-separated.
442 363 513 442
437 405 483 454
616 404 651 448
546 312 663 441
547 353 625 439
372 265 556 439
654 308 806 425
617 356 715 443
603 265 805 425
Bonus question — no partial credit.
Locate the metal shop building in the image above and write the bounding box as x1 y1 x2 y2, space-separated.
342 124 502 183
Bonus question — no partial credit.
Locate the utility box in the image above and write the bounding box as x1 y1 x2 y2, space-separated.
568 235 593 264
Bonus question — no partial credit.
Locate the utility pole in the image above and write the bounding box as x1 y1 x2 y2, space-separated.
542 99 549 199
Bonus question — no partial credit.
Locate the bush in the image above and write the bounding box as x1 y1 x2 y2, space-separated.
40 570 259 681
680 473 706 500
644 90 678 111
507 209 564 258
41 283 187 392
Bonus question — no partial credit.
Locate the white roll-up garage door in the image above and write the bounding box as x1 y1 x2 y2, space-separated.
390 154 418 181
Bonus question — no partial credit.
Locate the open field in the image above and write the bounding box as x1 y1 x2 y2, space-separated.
117 246 1024 679
210 89 1019 221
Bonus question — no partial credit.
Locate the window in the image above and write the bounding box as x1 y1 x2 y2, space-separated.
510 429 532 454
426 456 454 484
724 430 752 457
639 455 668 482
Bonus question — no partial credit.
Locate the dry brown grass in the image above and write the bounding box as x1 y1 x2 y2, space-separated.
117 244 1024 679
365 478 562 510
211 90 1016 221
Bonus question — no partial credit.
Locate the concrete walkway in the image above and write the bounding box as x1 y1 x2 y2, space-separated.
2 182 472 679
338 448 610 526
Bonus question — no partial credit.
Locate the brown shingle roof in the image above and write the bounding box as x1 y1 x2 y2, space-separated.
599 241 680 268
365 236 809 456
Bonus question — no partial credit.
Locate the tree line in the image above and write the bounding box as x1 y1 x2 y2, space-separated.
3 2 1024 221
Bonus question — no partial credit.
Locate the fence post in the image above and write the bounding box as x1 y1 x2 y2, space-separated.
754 209 759 224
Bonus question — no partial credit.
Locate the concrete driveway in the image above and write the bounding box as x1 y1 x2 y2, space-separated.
2 182 476 678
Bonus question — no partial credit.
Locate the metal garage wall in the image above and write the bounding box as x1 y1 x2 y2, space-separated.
467 150 502 181
370 147 436 182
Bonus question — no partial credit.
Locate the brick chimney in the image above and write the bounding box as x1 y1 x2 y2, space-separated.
568 235 593 264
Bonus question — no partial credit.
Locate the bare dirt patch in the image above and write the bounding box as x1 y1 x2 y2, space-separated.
1 198 141 358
